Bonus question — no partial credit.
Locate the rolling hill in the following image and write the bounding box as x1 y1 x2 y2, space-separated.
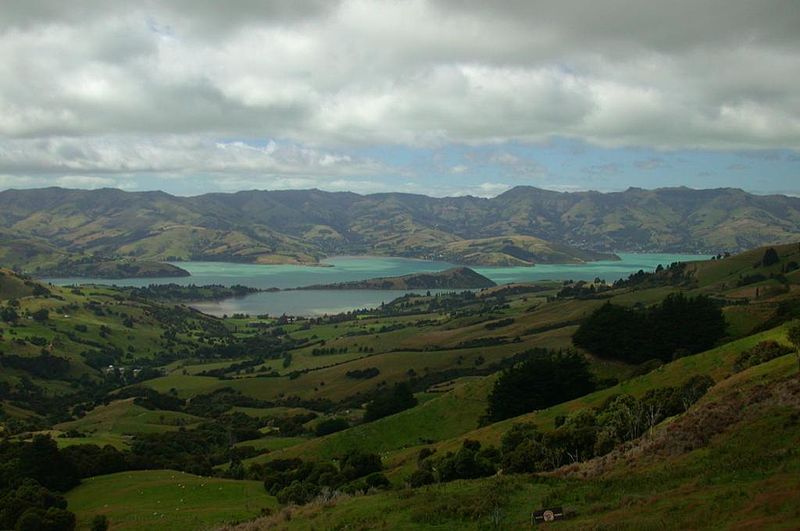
296 266 497 290
0 186 798 270
2 243 800 529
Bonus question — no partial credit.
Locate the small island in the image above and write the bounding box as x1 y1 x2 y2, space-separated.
37 260 191 279
296 267 497 290
119 283 264 302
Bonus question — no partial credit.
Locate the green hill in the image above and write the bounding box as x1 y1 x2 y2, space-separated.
437 235 618 266
297 266 497 290
221 351 800 530
2 186 798 268
2 244 800 530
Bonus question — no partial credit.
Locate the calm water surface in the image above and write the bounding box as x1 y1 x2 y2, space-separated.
46 253 705 317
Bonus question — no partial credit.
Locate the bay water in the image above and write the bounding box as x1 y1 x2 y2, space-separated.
46 253 704 316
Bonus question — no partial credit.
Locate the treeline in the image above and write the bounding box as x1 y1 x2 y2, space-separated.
0 353 71 380
573 293 727 363
252 450 389 505
612 262 691 289
0 436 79 530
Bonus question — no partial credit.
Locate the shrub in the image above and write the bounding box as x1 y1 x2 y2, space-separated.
733 341 793 372
432 440 497 482
90 515 109 531
408 469 435 487
276 481 320 505
31 309 49 322
340 451 382 481
364 472 391 489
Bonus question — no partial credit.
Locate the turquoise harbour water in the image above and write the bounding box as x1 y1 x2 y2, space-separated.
46 253 704 317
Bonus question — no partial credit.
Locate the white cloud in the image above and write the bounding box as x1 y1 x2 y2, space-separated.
0 136 386 178
0 0 798 192
0 1 796 149
474 182 512 197
54 175 116 188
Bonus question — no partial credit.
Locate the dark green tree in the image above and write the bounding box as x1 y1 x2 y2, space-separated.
572 303 649 362
31 309 49 323
90 515 109 531
762 247 780 267
363 383 417 422
0 306 18 323
485 350 594 422
787 321 800 371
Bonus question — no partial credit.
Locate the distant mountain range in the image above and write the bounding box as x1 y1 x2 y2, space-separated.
0 186 798 272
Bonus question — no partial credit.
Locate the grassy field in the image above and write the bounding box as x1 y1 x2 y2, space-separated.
66 470 277 531
55 399 203 436
248 376 496 466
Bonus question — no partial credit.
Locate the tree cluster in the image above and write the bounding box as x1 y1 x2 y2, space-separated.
0 436 80 530
254 450 388 505
573 294 727 363
484 349 595 422
363 383 417 422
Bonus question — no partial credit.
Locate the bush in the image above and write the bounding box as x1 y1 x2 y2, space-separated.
364 472 391 489
733 341 793 372
340 451 382 481
408 469 435 487
314 418 349 436
345 367 380 379
430 440 497 482
90 515 109 531
31 309 49 322
276 481 320 505
0 307 18 322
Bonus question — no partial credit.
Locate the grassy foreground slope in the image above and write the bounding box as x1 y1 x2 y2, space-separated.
376 324 794 480
223 346 800 530
66 470 276 531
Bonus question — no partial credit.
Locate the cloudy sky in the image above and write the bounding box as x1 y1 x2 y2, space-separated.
1 0 798 197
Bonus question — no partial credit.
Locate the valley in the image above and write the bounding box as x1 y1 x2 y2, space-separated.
1 240 799 529
3 3 798 530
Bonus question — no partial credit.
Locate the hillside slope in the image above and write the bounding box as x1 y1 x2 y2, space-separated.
222 326 800 530
297 267 497 290
1 186 798 268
